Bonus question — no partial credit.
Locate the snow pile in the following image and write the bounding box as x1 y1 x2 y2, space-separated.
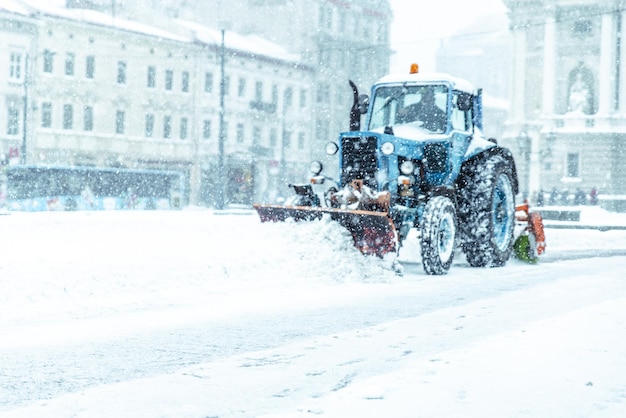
0 210 396 327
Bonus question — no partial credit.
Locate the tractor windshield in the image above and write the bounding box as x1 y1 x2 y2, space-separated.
369 84 449 133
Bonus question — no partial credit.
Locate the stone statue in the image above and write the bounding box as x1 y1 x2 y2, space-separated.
568 72 589 113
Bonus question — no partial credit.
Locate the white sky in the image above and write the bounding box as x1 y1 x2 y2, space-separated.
388 0 508 73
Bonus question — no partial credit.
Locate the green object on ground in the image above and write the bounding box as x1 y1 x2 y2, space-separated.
513 234 538 264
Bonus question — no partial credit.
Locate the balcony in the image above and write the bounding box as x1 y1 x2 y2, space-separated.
249 100 276 114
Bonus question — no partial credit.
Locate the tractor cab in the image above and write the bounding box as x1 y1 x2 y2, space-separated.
365 69 481 140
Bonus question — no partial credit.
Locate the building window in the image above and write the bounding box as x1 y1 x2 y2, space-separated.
298 132 305 149
223 75 230 95
317 84 329 103
117 61 126 84
147 66 156 88
115 110 125 134
284 87 293 108
145 114 154 137
339 10 346 33
181 71 189 92
272 84 278 104
65 53 75 76
165 70 173 90
300 89 307 108
335 86 344 104
572 20 592 37
283 130 292 149
9 52 23 81
202 120 211 139
316 118 329 142
7 106 19 135
43 50 54 73
252 126 261 145
163 115 172 138
318 4 332 29
63 104 73 129
180 117 188 139
41 102 52 128
85 56 95 79
205 72 213 92
238 77 246 97
222 121 229 141
84 106 93 131
566 153 580 178
255 81 263 101
269 128 277 147
236 123 244 143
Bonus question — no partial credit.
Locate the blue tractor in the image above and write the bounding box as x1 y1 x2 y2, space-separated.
255 65 545 274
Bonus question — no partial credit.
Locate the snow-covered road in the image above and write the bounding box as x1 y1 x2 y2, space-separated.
1 209 626 417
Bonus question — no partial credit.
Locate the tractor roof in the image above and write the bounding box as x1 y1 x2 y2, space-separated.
375 72 476 95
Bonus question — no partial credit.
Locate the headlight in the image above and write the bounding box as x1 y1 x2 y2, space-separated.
381 142 394 155
309 160 323 175
325 142 339 155
400 160 415 175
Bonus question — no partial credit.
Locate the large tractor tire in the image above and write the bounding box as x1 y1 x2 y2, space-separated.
420 196 457 275
458 154 516 267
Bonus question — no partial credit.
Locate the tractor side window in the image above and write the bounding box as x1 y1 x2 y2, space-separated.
451 91 471 132
369 86 399 130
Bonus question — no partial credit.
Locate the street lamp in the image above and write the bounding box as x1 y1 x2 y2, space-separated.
280 89 289 193
20 53 30 165
542 130 557 162
516 130 530 198
216 28 226 210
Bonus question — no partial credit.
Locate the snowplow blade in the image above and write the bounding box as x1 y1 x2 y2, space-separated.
253 204 397 257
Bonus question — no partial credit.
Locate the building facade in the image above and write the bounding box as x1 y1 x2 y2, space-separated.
0 2 314 207
502 0 626 208
435 13 512 140
122 0 394 178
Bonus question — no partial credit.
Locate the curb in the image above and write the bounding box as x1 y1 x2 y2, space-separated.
544 223 626 231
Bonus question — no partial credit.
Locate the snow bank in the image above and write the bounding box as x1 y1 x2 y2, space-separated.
0 210 396 327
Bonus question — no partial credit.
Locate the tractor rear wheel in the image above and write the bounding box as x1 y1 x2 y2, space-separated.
458 154 516 267
420 196 457 275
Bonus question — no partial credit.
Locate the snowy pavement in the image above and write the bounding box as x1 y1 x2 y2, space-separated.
1 208 626 417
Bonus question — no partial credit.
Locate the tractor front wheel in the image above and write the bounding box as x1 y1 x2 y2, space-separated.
420 196 457 275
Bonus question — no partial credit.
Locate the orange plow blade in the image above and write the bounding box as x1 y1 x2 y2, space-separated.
253 204 397 257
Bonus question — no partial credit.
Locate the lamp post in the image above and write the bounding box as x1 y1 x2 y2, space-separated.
20 54 30 165
516 130 530 198
216 29 226 210
280 91 287 194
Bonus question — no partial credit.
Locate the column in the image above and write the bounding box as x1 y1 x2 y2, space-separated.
620 10 626 113
528 132 541 201
511 24 527 123
542 9 556 115
598 12 616 115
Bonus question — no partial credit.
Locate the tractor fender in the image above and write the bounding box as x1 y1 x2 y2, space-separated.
459 146 519 196
426 186 458 207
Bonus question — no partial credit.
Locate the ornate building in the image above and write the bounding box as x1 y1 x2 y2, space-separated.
502 0 626 209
